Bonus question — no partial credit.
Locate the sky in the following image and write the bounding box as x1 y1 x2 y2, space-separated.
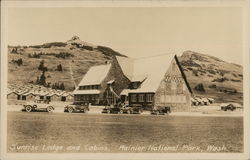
8 7 243 64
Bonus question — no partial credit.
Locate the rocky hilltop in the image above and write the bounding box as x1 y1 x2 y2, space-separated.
8 38 243 104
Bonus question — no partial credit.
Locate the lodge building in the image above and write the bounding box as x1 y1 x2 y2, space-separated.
73 54 192 111
73 57 131 105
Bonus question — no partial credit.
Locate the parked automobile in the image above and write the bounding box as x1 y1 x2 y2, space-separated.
151 106 171 115
102 105 121 114
207 98 215 104
194 97 204 105
64 101 90 113
201 98 210 105
22 99 54 112
191 98 199 106
120 104 143 114
221 103 236 111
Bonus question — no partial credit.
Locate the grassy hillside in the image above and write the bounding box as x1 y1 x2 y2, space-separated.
8 37 125 90
179 50 243 104
8 38 243 104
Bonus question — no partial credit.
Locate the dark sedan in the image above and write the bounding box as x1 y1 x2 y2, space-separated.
151 106 171 115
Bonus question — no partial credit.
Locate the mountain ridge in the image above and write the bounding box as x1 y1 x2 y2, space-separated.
8 37 243 104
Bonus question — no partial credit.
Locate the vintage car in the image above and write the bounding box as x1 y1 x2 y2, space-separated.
64 101 90 113
221 103 236 111
120 104 143 114
151 106 171 115
194 97 204 106
102 105 121 114
201 98 210 105
207 98 215 104
191 98 199 106
22 99 54 112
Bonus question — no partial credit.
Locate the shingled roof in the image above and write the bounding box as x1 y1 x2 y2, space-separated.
132 54 174 92
117 54 192 93
78 64 111 86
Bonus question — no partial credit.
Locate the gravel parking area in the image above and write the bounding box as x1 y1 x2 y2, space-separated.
7 111 243 153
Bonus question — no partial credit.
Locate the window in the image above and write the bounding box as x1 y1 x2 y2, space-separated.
131 94 137 102
171 81 177 90
160 95 165 103
22 96 26 100
138 94 144 102
163 95 186 103
165 95 171 102
96 95 99 99
61 96 66 101
172 95 177 102
132 83 137 89
146 94 153 102
46 96 51 101
131 82 140 89
181 96 186 103
183 84 186 91
75 95 81 101
160 81 165 89
81 95 84 100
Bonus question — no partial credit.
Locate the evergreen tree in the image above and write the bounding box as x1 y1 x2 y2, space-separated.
36 76 40 84
194 83 205 92
39 71 46 86
57 64 63 71
38 60 45 71
60 83 65 90
38 60 48 72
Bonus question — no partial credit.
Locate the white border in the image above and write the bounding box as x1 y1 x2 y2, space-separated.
1 1 250 160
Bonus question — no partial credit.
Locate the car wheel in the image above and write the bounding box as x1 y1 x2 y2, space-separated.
156 110 160 115
127 110 131 114
107 110 111 114
47 106 53 112
83 108 88 113
25 105 32 112
68 107 74 113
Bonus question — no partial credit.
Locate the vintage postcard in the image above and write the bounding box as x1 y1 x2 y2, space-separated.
1 1 250 160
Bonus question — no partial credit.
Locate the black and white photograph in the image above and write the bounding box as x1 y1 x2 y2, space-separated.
1 1 250 160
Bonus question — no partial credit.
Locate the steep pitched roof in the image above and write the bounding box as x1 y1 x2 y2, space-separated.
117 54 191 93
116 56 134 81
130 54 175 93
78 64 111 86
174 55 193 94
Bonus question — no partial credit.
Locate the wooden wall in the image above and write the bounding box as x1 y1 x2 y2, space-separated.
154 59 191 111
99 57 131 104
